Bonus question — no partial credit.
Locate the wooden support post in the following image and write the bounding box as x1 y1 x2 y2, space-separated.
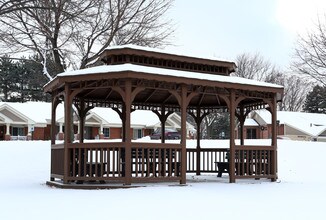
122 104 126 142
76 101 94 143
196 113 201 176
152 105 173 144
79 100 85 143
229 90 236 183
63 84 72 184
239 106 245 146
170 86 197 184
51 97 58 145
180 85 187 184
188 106 209 176
271 94 278 181
161 105 166 143
50 97 58 181
124 80 132 185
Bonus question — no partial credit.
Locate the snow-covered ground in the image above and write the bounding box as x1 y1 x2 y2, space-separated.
0 139 325 220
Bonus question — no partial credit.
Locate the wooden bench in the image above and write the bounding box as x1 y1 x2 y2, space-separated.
215 161 253 177
215 162 229 177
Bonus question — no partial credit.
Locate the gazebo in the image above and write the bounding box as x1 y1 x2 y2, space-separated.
44 45 283 188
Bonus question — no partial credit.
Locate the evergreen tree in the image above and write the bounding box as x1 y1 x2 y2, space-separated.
0 55 51 102
303 85 326 113
17 56 51 102
0 56 18 101
205 112 230 139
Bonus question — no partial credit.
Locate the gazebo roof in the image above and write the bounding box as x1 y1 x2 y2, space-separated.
54 63 282 90
97 44 236 71
44 45 283 112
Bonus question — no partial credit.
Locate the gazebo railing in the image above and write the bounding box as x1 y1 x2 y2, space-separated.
186 148 229 173
50 142 182 183
67 142 125 182
50 144 64 180
186 145 276 180
50 143 276 183
234 145 275 179
131 143 181 181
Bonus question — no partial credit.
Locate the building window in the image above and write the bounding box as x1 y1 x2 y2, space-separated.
103 128 110 138
246 128 257 139
12 127 25 136
133 129 143 139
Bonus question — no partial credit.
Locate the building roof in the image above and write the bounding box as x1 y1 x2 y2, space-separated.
0 102 59 125
91 107 163 128
244 118 259 126
253 109 326 136
0 102 194 130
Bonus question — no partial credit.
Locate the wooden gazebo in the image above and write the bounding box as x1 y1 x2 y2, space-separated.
44 45 283 188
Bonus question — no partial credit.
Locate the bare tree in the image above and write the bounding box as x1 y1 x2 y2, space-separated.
0 0 37 15
233 52 310 111
280 74 311 111
233 52 282 82
292 16 326 86
0 0 174 76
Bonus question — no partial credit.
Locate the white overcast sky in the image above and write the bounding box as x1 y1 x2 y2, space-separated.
167 0 326 68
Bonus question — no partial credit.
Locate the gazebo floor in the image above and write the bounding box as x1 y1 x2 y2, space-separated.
45 174 236 189
46 180 142 190
46 174 274 189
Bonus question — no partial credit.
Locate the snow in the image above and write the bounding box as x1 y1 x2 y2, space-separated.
55 63 283 89
244 118 259 126
0 102 165 128
103 44 235 63
92 107 162 127
0 102 64 125
1 139 326 220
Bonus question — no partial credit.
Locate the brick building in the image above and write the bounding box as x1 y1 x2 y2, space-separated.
0 102 194 141
237 109 326 142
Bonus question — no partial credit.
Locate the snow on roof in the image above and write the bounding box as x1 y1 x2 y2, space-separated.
244 118 259 126
131 110 160 127
103 44 235 64
0 102 162 128
0 102 62 124
254 109 326 136
89 107 121 124
92 108 161 127
56 63 283 89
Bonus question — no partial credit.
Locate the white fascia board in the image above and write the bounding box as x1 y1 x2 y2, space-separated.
131 124 146 129
86 112 109 125
105 123 122 128
34 123 48 128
